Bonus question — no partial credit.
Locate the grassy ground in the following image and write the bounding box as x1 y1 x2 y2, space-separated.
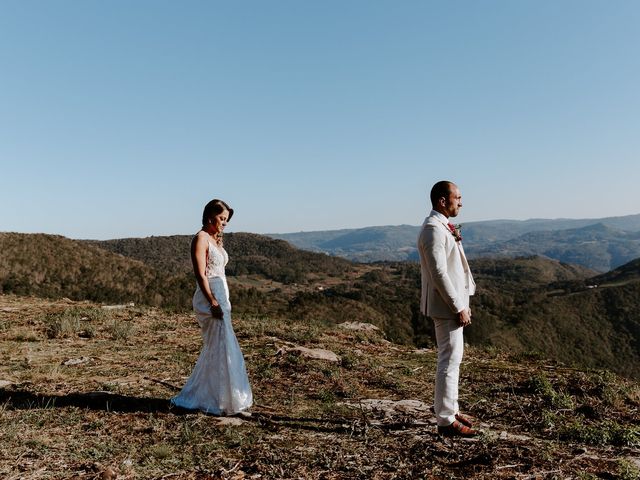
1 293 639 479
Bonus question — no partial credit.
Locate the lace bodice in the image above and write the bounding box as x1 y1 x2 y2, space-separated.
205 241 228 278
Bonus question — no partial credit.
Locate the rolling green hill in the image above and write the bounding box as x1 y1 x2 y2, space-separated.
0 232 189 307
90 233 353 282
2 231 640 377
470 256 640 378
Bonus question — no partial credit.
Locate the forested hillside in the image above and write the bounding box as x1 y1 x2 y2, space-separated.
91 233 353 282
470 257 640 378
0 232 192 308
2 231 640 377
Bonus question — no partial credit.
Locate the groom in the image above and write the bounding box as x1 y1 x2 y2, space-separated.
417 180 478 437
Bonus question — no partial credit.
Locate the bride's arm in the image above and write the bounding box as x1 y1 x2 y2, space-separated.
191 232 223 318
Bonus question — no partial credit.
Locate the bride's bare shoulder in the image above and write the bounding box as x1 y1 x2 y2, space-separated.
191 230 210 247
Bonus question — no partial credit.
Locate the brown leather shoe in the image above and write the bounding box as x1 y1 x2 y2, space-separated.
455 413 474 428
437 420 478 437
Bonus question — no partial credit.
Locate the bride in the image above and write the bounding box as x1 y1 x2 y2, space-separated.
171 199 253 415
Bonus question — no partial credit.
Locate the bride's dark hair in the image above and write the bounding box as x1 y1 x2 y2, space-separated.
202 199 234 227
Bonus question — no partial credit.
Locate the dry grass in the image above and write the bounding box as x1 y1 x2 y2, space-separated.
1 293 639 479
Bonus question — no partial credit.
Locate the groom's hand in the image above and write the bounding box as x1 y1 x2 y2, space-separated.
457 308 472 327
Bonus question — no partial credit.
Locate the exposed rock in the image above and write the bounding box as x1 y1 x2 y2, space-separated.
62 357 91 366
497 430 534 442
120 458 134 473
350 398 434 419
101 303 135 310
277 345 340 363
412 348 435 355
215 417 245 426
338 321 380 332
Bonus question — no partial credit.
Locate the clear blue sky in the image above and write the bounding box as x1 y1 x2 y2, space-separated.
1 0 639 239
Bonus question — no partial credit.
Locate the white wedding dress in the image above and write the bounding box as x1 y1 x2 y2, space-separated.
171 241 253 415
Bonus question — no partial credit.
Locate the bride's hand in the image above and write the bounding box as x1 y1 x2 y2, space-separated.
210 303 223 319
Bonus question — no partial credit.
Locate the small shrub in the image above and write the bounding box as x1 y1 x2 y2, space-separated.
317 388 336 405
514 350 546 362
560 420 640 447
589 370 630 408
481 344 500 357
44 308 112 339
150 319 176 332
340 353 358 370
529 374 554 396
180 420 197 443
106 319 135 341
149 443 173 460
541 409 559 430
617 459 640 480
577 474 599 480
221 427 244 448
552 391 574 409
11 330 40 342
45 313 81 339
170 351 194 374
609 423 640 447
529 374 574 409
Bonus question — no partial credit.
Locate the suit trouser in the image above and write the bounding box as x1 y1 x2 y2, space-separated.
433 316 464 426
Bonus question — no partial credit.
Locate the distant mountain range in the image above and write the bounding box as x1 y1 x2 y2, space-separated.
268 214 640 271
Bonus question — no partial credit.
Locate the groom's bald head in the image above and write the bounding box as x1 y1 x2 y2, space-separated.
430 181 454 209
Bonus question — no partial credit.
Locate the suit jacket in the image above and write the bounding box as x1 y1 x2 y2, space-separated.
417 210 476 319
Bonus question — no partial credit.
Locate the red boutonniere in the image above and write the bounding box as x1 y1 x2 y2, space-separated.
447 223 462 242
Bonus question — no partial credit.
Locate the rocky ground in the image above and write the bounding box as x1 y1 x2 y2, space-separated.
1 294 639 479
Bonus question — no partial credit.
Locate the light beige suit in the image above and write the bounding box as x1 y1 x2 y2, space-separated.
417 210 475 426
418 211 475 317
